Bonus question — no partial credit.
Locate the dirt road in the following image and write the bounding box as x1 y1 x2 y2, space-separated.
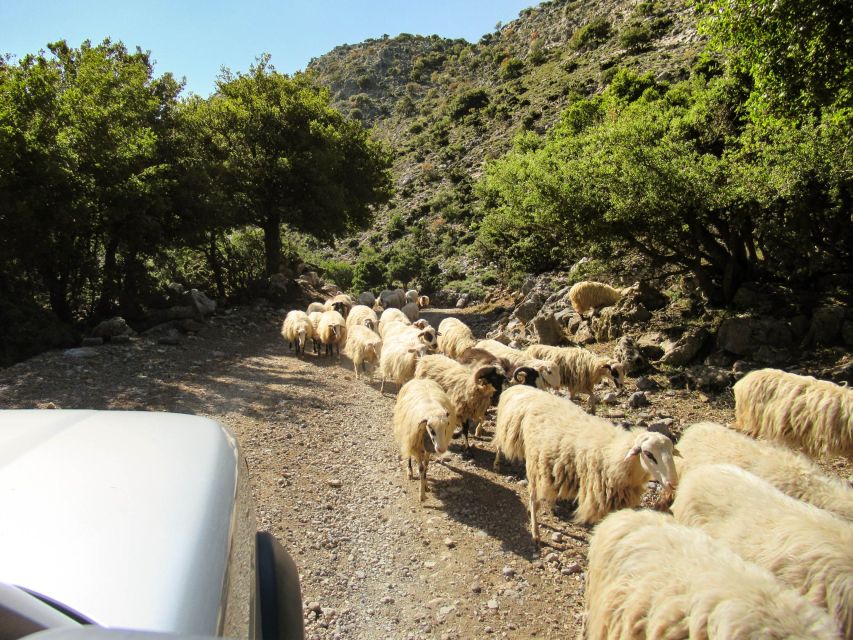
0 303 735 639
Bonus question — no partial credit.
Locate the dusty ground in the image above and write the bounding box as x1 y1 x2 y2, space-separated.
0 303 750 639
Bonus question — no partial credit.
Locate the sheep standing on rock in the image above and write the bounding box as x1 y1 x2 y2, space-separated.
492 385 679 540
415 354 503 453
316 310 347 358
281 310 314 357
343 325 382 379
438 317 476 359
676 421 853 522
568 281 631 317
346 305 379 333
733 368 853 458
525 344 625 414
392 378 459 502
672 463 853 638
475 339 561 390
585 510 840 640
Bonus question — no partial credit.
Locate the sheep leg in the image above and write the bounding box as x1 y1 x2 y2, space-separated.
418 459 427 502
493 449 502 471
474 421 483 437
588 394 597 415
352 360 359 378
529 484 540 544
461 419 474 458
380 377 386 394
406 457 413 480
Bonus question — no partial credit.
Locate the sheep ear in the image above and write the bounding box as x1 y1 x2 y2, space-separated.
623 445 641 461
436 331 442 336
515 370 527 384
673 447 682 458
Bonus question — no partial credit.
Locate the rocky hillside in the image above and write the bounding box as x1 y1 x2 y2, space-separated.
306 0 704 295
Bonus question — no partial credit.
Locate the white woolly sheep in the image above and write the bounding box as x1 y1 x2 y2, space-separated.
308 310 323 355
568 280 632 317
415 354 503 453
733 367 853 458
346 305 379 333
676 421 853 523
417 295 430 308
343 325 382 380
378 307 411 337
378 288 406 309
281 310 315 357
316 310 347 358
383 322 438 353
401 301 419 322
325 294 353 319
306 301 326 314
358 291 376 307
437 317 476 359
475 339 561 390
379 341 429 393
457 347 550 394
411 319 431 330
393 378 459 502
405 289 418 304
585 509 839 640
492 385 679 539
672 463 853 638
525 344 626 414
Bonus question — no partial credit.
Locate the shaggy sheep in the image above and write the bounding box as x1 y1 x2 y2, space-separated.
392 378 459 502
281 310 314 357
492 385 679 539
411 319 431 330
438 318 477 359
379 341 429 393
672 463 853 638
316 310 347 358
343 325 382 379
733 368 853 458
676 421 853 522
378 288 406 309
415 354 503 452
585 509 839 640
401 301 419 322
358 291 376 308
475 339 561 390
306 302 326 314
324 294 353 319
568 280 631 316
508 366 546 390
346 305 379 333
417 295 430 309
525 344 626 413
383 322 438 353
405 289 418 304
308 311 324 355
378 307 411 337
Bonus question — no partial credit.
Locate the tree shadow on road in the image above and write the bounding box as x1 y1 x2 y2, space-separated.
429 462 539 560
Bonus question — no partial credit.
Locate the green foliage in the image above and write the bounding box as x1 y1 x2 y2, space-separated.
694 0 852 115
350 246 387 293
619 23 653 51
320 260 354 291
570 18 612 51
385 238 424 286
499 57 525 81
449 88 490 120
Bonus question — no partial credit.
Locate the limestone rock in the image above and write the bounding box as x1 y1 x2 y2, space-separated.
532 312 566 346
92 316 133 339
658 327 708 367
802 306 846 347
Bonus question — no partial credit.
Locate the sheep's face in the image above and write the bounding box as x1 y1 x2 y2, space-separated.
363 318 376 331
511 366 544 390
422 411 453 454
604 361 626 388
534 361 560 389
624 431 680 491
297 329 306 348
418 329 438 351
412 319 430 330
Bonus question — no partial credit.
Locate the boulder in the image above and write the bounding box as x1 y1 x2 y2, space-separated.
625 281 668 311
532 312 566 346
567 314 584 335
92 316 133 339
268 273 289 299
636 332 666 360
574 322 596 345
658 327 709 367
592 299 651 342
753 346 793 366
514 293 544 323
613 336 647 375
684 365 733 392
456 293 470 309
717 316 793 356
554 308 575 326
627 392 650 408
802 306 846 347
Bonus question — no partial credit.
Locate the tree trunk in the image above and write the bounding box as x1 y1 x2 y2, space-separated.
45 272 72 323
206 231 226 299
262 212 282 277
96 235 120 317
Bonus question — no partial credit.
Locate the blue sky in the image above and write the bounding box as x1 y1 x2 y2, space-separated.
1 0 537 97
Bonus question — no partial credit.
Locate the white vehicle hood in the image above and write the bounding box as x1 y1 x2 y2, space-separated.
0 410 240 634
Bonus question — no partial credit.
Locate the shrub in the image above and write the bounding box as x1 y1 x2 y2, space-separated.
321 260 353 291
499 57 525 81
620 23 653 51
570 18 611 51
449 88 490 120
351 247 387 293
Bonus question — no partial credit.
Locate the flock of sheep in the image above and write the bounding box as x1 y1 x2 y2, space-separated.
281 282 853 639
